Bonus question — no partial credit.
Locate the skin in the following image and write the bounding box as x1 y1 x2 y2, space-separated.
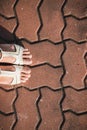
0 44 32 85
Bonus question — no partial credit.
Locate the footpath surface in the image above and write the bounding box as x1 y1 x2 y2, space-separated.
0 0 87 130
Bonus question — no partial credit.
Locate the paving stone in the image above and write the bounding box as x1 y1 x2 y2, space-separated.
0 0 16 17
24 65 63 90
16 0 40 41
0 0 87 129
63 17 87 42
63 88 87 113
38 88 62 130
63 41 87 89
0 89 16 113
23 41 63 66
64 0 87 18
62 112 87 130
14 88 39 130
0 16 16 33
0 114 15 130
39 0 64 42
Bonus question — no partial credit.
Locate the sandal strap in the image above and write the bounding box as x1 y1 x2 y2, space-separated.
0 44 24 65
0 65 22 85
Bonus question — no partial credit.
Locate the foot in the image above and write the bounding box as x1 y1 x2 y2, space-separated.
0 44 32 65
0 65 31 85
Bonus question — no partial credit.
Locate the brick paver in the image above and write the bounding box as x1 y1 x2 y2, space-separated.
0 0 16 17
39 0 64 42
63 88 87 113
63 17 87 42
0 89 16 113
16 0 40 41
24 65 63 90
0 16 16 33
14 88 39 130
0 114 15 130
62 112 87 130
64 0 87 18
23 40 63 66
0 0 87 130
63 41 87 89
38 88 62 130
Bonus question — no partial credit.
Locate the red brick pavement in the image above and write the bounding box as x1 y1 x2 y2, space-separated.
64 0 87 18
63 17 87 42
38 88 62 130
16 0 40 42
0 0 87 130
63 112 87 130
63 88 87 113
23 41 63 66
62 41 87 89
0 0 16 17
14 88 39 130
39 0 64 42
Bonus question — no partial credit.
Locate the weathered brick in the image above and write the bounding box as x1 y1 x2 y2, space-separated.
16 0 40 41
64 0 87 18
23 40 63 66
0 89 16 113
14 88 39 130
38 88 62 130
39 0 64 42
63 88 87 113
63 17 87 42
0 0 16 17
63 41 87 89
24 65 63 90
0 16 16 33
0 114 15 130
63 112 87 130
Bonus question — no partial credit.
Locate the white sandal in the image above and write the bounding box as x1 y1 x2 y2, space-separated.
0 44 24 65
0 65 22 85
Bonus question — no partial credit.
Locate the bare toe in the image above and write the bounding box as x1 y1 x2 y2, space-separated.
23 59 32 65
22 49 32 65
23 54 32 59
21 66 31 73
20 66 31 83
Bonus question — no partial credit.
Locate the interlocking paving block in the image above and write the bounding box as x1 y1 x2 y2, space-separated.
14 88 39 130
63 88 87 113
64 0 87 18
16 0 40 41
0 89 16 113
0 114 15 130
24 65 63 90
63 112 87 130
0 16 16 33
39 0 64 42
38 88 62 130
23 41 63 66
63 41 87 89
63 17 87 42
0 0 16 17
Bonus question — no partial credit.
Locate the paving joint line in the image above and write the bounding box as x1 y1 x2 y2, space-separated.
35 88 42 130
59 0 69 129
37 0 44 41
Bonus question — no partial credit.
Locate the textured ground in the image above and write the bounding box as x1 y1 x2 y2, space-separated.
0 0 87 130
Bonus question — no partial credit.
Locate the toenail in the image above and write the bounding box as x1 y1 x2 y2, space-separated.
29 55 32 58
25 49 28 51
29 60 32 64
28 75 31 78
